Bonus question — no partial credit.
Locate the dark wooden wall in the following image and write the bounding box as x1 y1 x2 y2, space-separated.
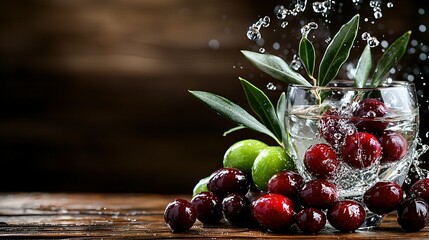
1 0 428 193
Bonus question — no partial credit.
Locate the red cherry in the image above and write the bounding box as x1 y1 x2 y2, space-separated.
319 108 356 147
353 98 389 134
298 179 337 209
207 168 250 198
267 170 303 200
296 208 326 234
341 132 382 169
409 178 429 203
379 131 408 164
191 191 223 224
164 199 196 232
397 198 429 232
304 143 339 179
251 193 295 232
363 181 403 214
222 193 251 226
327 200 365 232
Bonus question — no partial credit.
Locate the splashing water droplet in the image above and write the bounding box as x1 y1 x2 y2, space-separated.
261 16 271 28
247 26 260 41
370 0 381 8
259 47 265 53
301 22 318 38
246 16 271 41
362 32 371 41
312 0 333 16
267 82 277 91
325 37 331 43
426 132 429 138
368 37 380 48
387 2 393 8
290 54 302 71
374 11 383 19
281 21 289 28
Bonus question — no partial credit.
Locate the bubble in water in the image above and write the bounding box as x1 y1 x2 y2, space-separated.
290 54 302 71
387 2 393 8
267 82 277 91
259 47 265 53
301 22 318 38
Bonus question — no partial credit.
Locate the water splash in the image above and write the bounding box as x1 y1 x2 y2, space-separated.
301 22 318 38
290 54 303 71
370 0 383 19
267 82 277 91
259 47 265 53
312 0 334 17
246 16 271 41
276 0 307 20
361 32 379 48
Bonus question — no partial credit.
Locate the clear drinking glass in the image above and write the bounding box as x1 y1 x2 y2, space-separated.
285 80 419 229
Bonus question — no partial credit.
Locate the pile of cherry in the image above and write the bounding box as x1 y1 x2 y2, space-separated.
164 98 428 234
165 168 429 233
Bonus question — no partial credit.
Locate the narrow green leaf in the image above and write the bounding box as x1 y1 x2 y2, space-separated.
319 14 360 86
241 50 311 86
371 31 411 87
354 44 372 88
299 37 316 77
276 92 289 149
239 77 283 140
223 125 246 136
189 90 279 142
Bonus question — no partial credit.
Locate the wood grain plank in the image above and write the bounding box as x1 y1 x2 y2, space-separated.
0 193 427 239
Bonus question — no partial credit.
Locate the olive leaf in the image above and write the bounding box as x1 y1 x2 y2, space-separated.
319 14 360 86
371 31 411 87
354 44 372 88
299 37 316 78
188 90 280 144
241 50 311 86
240 77 283 141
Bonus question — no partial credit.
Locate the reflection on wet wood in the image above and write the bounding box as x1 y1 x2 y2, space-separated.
0 193 427 239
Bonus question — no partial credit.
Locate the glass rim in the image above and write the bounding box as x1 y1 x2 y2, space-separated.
289 79 415 91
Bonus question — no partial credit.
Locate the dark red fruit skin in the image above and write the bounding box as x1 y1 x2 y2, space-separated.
397 198 429 232
409 178 429 203
298 179 337 209
304 144 339 179
191 191 223 224
319 108 355 147
164 199 196 232
296 208 326 234
341 132 382 169
251 193 295 232
222 193 251 225
379 131 408 164
207 168 250 198
363 181 403 214
353 98 389 134
327 200 365 232
267 170 303 200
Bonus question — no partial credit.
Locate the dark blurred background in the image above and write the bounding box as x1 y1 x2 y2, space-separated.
1 0 428 193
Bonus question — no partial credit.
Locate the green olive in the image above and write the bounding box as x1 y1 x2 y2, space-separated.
223 139 268 174
251 146 295 191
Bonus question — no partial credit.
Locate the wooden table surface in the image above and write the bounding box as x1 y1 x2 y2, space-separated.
0 193 427 239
